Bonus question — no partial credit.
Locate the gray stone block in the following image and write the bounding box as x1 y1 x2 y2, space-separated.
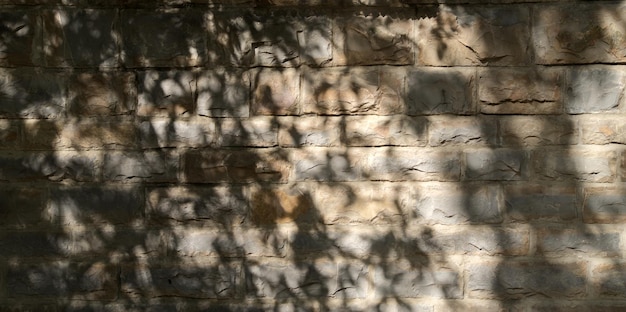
43 9 119 67
500 116 577 146
197 69 250 118
504 185 578 222
374 260 461 299
137 70 196 117
583 187 626 223
533 149 617 182
103 150 179 182
537 227 621 256
465 149 527 181
122 9 206 67
565 66 626 114
0 68 66 118
406 67 475 115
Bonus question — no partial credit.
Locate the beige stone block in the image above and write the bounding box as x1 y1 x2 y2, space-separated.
252 68 299 115
344 115 427 146
581 115 626 145
278 116 342 147
500 116 577 146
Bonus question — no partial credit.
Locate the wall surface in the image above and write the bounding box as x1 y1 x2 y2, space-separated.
1 0 626 311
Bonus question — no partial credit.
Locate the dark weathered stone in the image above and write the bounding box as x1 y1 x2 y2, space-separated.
0 187 49 229
406 67 475 115
0 151 101 182
0 10 40 66
68 72 136 116
0 68 66 118
504 185 578 222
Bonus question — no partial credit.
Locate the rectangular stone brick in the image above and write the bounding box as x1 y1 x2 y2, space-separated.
147 185 248 226
532 148 617 182
70 229 167 258
565 66 626 114
534 3 626 64
583 187 626 223
252 68 299 115
0 151 102 182
0 119 20 150
138 118 215 148
467 260 586 299
172 227 288 258
428 116 495 146
332 12 413 66
344 115 428 147
504 184 577 222
122 9 206 67
409 183 502 224
121 261 239 299
183 148 290 183
208 10 331 67
248 184 318 225
0 10 40 66
20 119 61 150
479 67 563 114
417 5 530 66
537 227 621 257
216 116 277 147
406 67 475 115
0 68 66 118
7 261 117 300
42 9 119 67
374 259 461 299
308 182 412 224
590 260 626 298
465 149 528 181
581 115 626 145
293 148 363 182
58 120 137 149
68 72 136 116
278 116 342 147
103 150 178 183
421 226 529 256
196 69 250 117
137 70 196 117
302 67 404 115
531 302 626 312
500 116 577 146
0 231 72 258
48 185 143 226
0 187 48 229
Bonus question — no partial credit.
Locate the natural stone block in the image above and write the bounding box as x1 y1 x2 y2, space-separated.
500 116 577 146
534 3 626 64
583 187 626 224
565 66 626 114
467 260 586 299
58 120 137 149
302 67 405 115
278 116 342 147
428 116 495 146
333 12 413 65
293 148 363 182
504 185 577 222
537 227 621 256
172 227 288 257
138 118 215 148
406 67 475 115
137 70 196 117
245 260 337 298
147 185 248 226
122 9 206 67
68 72 136 116
533 149 617 182
374 259 461 299
465 149 527 181
0 119 20 149
216 116 278 147
42 9 119 67
581 115 626 145
249 184 315 225
0 151 102 182
252 68 299 115
344 115 427 147
479 67 563 114
591 261 626 298
183 148 290 183
0 187 48 229
410 183 502 224
417 5 530 66
0 10 40 66
365 147 461 181
121 262 239 299
208 10 331 67
103 150 179 182
421 226 529 256
196 69 250 117
0 231 72 258
7 262 117 300
0 68 66 118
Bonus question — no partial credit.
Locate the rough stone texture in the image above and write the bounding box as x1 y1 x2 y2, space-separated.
406 67 475 115
417 5 531 66
565 66 626 114
479 67 563 114
302 67 405 115
121 9 206 67
2 1 626 310
534 3 626 64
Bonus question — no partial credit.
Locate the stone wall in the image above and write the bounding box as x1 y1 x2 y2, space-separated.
1 0 626 311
